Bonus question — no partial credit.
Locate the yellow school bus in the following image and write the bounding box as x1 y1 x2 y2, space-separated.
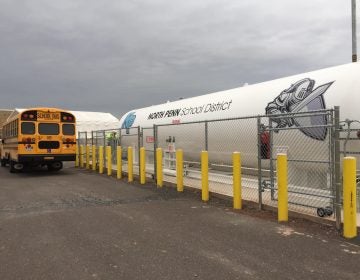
0 108 76 172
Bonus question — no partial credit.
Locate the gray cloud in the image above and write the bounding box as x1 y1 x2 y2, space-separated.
0 0 356 118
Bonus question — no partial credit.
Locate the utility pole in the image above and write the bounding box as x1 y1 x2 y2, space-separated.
352 0 357 62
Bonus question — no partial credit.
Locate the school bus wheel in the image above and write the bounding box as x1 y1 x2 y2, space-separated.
47 161 63 171
9 161 24 173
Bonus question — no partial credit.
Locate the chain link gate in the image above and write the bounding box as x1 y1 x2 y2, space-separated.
258 109 338 220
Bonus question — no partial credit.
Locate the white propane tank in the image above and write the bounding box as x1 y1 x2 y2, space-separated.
119 63 360 182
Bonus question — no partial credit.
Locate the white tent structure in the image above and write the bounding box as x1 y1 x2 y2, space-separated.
1 108 120 134
70 110 120 133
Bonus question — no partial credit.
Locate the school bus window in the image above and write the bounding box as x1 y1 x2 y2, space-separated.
62 124 75 135
21 122 35 135
39 123 59 135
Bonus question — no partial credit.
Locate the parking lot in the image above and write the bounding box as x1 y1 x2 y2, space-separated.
0 165 359 280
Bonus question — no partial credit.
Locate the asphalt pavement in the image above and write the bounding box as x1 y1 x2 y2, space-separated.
0 164 359 280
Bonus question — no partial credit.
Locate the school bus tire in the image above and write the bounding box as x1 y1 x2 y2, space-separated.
47 161 63 171
9 161 23 173
1 158 7 167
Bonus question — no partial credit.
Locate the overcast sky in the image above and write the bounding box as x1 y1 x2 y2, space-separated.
0 0 357 118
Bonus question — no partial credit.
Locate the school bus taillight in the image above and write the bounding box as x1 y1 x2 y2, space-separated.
61 112 75 123
21 110 37 121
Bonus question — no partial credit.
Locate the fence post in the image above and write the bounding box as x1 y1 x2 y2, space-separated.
140 147 146 184
99 146 104 174
106 146 112 176
176 149 184 192
205 121 208 151
80 145 84 168
138 126 141 177
86 145 90 169
277 153 288 222
156 148 163 187
77 131 81 157
95 131 98 147
75 144 79 167
118 129 122 146
92 145 97 171
269 118 275 201
153 125 158 184
334 106 342 231
233 152 242 209
201 151 209 202
257 117 263 210
343 157 358 238
128 146 133 182
103 130 106 167
117 146 122 179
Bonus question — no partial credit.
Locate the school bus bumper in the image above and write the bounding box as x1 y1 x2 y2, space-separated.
18 154 76 162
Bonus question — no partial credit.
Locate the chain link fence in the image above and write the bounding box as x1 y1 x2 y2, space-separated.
77 107 360 225
157 122 206 191
141 127 155 177
208 117 260 202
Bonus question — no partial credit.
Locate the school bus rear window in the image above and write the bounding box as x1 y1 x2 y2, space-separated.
39 123 59 135
62 124 75 135
21 122 35 135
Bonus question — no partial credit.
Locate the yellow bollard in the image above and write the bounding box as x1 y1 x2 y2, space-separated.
99 146 104 174
201 151 209 202
233 152 242 209
92 145 97 171
117 146 122 179
156 148 163 187
176 149 184 192
79 145 84 168
343 157 357 238
140 147 146 184
75 144 79 167
86 145 90 169
106 146 112 176
277 153 288 222
128 146 133 182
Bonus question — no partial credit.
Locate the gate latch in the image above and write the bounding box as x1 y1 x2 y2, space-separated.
261 180 271 192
